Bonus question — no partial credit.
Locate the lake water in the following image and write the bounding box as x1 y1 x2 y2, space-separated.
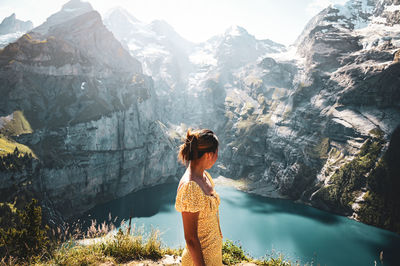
80 182 400 266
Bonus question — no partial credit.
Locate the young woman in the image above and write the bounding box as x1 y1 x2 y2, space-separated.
175 129 223 266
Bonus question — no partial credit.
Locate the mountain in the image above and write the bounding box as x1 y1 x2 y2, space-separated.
202 25 286 69
209 0 400 232
0 0 178 224
0 13 33 35
103 8 194 93
32 0 93 35
0 13 33 48
103 1 400 233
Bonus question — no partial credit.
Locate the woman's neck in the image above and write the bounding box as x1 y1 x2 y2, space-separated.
188 161 205 180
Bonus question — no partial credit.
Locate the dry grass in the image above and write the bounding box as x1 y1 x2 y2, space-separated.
41 219 182 265
0 135 36 158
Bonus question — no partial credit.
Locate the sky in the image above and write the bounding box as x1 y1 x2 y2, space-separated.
0 0 348 45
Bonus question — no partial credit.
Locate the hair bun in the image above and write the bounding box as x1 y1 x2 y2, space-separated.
178 128 218 165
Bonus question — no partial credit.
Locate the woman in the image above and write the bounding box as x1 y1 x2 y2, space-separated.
175 129 223 266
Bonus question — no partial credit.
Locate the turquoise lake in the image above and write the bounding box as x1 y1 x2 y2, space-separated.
80 182 400 266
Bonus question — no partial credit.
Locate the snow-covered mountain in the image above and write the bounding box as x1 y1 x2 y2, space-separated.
32 0 93 35
104 8 193 92
104 8 286 126
0 13 33 48
194 25 285 70
296 0 400 69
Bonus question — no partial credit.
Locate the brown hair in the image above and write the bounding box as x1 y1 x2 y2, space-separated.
178 128 219 165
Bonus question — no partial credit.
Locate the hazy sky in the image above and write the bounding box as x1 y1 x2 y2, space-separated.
0 0 348 45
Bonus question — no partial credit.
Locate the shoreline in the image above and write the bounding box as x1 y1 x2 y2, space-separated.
213 175 393 234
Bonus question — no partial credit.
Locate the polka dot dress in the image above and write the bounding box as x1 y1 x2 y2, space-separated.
175 172 223 266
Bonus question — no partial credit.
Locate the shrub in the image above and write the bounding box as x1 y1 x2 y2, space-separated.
222 239 252 265
0 199 50 263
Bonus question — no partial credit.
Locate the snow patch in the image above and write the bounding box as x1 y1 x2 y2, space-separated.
0 31 25 48
356 22 400 49
138 44 169 57
333 0 375 29
189 50 217 66
63 8 79 12
385 4 400 12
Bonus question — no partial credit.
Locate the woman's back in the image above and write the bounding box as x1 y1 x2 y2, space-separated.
175 171 223 266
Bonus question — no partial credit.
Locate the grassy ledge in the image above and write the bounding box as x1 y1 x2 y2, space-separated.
0 200 293 265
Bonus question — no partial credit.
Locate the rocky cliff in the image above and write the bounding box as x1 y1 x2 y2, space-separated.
0 1 180 224
102 0 400 232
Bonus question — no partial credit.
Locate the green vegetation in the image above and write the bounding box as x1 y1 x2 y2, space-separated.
222 239 252 265
222 240 291 265
0 200 294 265
0 146 34 172
369 128 384 139
313 135 383 212
0 135 36 158
0 199 50 264
358 127 400 233
23 33 48 44
0 110 36 159
305 137 330 160
312 126 400 233
48 227 178 265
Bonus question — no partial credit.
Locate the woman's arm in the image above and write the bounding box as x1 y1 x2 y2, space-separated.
182 211 206 266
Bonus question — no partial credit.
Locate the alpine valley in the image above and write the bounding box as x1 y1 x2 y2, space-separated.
0 0 399 235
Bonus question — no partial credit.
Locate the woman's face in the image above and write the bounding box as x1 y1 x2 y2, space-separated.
205 149 218 169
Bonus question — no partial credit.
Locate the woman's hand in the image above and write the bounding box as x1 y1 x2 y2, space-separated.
182 211 206 266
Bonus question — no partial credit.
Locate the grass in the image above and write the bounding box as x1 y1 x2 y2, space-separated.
0 216 294 265
23 33 48 44
0 110 35 158
45 235 292 266
47 223 182 265
0 135 36 158
222 239 292 265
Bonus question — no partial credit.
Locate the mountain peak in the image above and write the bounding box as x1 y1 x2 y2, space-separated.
0 13 33 35
33 0 93 34
224 25 249 36
1 13 16 24
62 0 93 11
6 13 16 20
105 6 140 24
150 19 175 33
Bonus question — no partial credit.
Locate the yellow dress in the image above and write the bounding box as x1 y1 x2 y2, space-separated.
175 172 223 266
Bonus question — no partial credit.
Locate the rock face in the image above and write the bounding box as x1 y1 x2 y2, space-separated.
102 0 400 232
0 1 180 222
0 13 33 48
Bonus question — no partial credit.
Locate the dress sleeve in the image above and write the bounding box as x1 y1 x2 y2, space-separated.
175 181 206 213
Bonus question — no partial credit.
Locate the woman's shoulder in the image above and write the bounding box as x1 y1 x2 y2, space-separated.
177 179 203 195
175 180 206 213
